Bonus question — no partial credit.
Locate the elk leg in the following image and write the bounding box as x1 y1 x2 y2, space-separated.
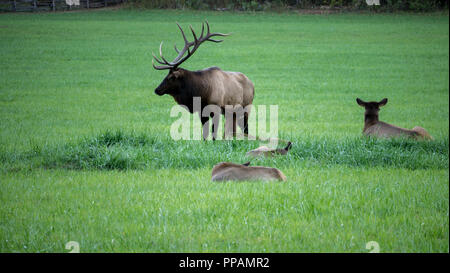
244 112 249 135
232 113 237 138
210 112 220 141
201 116 210 141
224 114 234 140
236 111 248 136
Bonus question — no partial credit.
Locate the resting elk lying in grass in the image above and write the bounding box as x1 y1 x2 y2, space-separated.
211 162 286 182
246 142 292 158
356 98 433 140
152 21 255 140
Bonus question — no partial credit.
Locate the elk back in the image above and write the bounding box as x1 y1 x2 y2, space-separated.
211 162 286 182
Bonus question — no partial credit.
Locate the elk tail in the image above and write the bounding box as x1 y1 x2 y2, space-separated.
275 169 287 182
412 126 433 140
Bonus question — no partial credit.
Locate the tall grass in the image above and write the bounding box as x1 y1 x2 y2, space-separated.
1 130 447 171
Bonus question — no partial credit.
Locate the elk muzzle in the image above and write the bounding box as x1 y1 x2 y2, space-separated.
154 86 165 96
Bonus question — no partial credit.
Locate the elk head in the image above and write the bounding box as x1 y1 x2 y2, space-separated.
356 98 388 121
152 21 229 96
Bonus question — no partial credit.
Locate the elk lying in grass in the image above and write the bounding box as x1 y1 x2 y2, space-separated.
246 142 292 157
152 21 255 140
356 98 433 140
211 162 286 182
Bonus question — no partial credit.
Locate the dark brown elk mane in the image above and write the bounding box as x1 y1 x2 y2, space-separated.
164 67 223 113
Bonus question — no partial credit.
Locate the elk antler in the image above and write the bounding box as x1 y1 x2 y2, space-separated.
152 20 230 70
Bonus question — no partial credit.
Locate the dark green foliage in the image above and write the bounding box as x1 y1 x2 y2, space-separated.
127 0 448 11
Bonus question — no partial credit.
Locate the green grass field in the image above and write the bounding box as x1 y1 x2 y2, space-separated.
0 9 448 253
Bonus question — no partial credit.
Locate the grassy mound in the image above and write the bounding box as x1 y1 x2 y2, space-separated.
1 130 447 171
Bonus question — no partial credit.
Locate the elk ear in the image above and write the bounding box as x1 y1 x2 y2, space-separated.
356 98 366 107
285 142 292 151
378 98 388 107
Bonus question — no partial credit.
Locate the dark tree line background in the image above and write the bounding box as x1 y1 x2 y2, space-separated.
129 0 448 12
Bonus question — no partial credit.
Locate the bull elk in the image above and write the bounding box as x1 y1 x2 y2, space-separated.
356 98 433 140
211 162 287 182
152 21 255 140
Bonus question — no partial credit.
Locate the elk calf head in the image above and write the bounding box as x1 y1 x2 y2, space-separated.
356 98 388 122
246 141 292 157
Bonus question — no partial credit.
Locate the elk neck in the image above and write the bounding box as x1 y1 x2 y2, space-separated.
364 113 379 130
170 68 195 112
171 68 213 113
